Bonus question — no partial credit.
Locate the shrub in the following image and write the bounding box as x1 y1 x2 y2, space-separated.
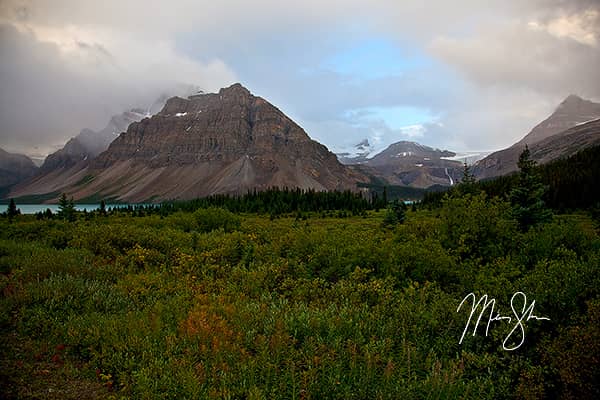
193 207 241 233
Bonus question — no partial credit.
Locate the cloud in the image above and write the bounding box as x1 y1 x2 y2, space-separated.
529 8 600 47
0 18 236 155
429 19 600 98
423 2 600 149
0 0 599 157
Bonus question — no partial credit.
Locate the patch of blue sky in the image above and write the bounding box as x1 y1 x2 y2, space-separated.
345 105 438 130
320 37 431 80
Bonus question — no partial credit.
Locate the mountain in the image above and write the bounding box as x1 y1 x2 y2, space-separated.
40 109 150 173
367 141 455 166
10 83 365 202
360 141 462 188
336 139 376 164
0 148 38 188
476 95 600 179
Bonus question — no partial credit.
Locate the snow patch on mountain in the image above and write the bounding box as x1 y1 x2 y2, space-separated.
334 138 377 164
441 151 493 165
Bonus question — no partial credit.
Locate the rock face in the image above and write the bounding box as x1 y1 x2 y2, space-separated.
363 141 462 188
476 95 600 179
11 83 365 202
0 148 38 188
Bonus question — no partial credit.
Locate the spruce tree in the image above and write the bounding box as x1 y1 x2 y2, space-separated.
462 162 476 184
510 146 552 231
456 162 477 196
58 193 76 222
7 198 19 221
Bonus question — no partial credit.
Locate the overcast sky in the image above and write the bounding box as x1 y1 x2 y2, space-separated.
1 0 599 158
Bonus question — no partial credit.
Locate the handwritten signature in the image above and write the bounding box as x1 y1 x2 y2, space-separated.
457 292 550 351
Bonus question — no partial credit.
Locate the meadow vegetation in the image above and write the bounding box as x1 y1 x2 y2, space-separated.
1 149 599 398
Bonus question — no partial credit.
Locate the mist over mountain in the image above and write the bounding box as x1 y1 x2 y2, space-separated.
0 148 38 188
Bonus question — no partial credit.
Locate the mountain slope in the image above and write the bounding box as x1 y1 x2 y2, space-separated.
0 148 38 188
517 95 600 146
529 118 600 164
10 83 366 202
475 95 600 179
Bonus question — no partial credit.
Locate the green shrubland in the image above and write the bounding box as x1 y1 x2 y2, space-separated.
0 194 598 398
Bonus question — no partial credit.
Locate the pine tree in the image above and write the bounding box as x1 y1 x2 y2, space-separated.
510 146 552 231
462 162 476 184
6 198 19 221
457 162 477 195
44 208 53 219
58 193 76 222
100 199 107 216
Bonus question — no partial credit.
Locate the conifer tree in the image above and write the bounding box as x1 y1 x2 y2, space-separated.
464 162 476 183
58 193 76 222
510 146 552 231
458 162 477 195
6 198 19 221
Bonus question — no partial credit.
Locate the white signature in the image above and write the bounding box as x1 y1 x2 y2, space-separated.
457 292 550 351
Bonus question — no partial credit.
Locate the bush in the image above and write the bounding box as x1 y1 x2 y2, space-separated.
439 192 518 262
382 200 406 227
193 207 241 233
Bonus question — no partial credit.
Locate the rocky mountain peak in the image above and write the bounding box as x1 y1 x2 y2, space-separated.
560 94 584 105
516 95 600 146
219 82 251 96
93 83 322 169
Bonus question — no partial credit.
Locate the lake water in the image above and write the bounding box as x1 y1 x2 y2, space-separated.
8 201 415 214
9 204 135 214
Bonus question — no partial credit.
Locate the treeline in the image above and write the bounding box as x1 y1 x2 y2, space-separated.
160 188 383 216
15 188 390 220
423 145 600 210
357 182 446 201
